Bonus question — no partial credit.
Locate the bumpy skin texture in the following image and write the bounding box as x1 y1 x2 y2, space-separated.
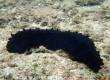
6 29 104 72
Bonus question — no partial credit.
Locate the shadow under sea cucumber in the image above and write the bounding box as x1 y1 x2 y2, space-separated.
6 28 104 73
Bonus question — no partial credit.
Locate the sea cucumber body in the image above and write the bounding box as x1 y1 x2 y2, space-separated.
6 29 104 72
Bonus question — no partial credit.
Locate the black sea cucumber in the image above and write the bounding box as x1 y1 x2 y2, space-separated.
6 28 104 72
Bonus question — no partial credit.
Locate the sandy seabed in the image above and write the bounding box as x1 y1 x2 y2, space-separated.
0 0 110 80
